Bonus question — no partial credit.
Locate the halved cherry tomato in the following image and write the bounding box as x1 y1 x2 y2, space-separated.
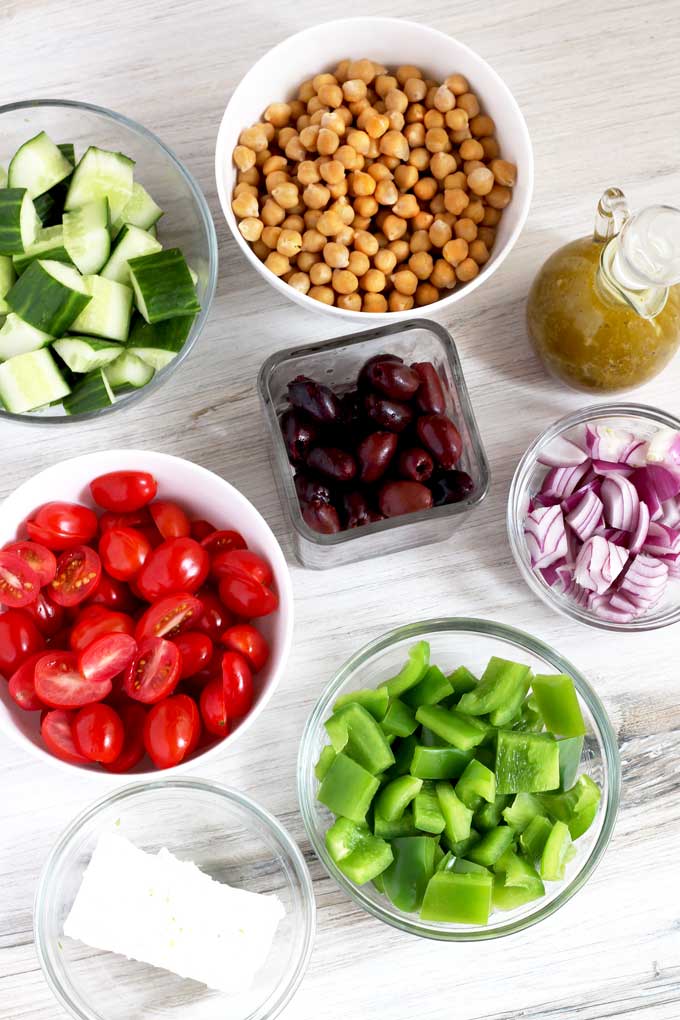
137 525 164 549
191 519 217 542
173 631 213 679
186 707 202 756
23 593 66 639
41 709 89 765
149 501 190 540
99 508 151 532
0 551 40 608
0 609 45 677
34 650 111 708
135 538 209 601
199 677 229 736
195 587 232 641
122 637 181 704
90 471 158 512
99 527 151 582
33 502 98 547
218 574 278 619
79 633 137 685
221 651 253 717
220 624 269 672
211 549 273 587
143 693 199 769
201 530 247 556
86 573 139 613
4 541 57 586
181 647 221 693
72 703 125 763
135 593 203 641
69 607 135 652
104 702 147 773
8 651 47 711
49 546 102 607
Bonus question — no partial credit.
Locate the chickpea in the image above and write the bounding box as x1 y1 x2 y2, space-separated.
348 250 370 276
486 184 512 209
320 160 345 185
321 112 347 139
374 73 398 96
444 188 470 216
408 250 433 280
352 214 371 230
463 159 486 176
309 285 335 305
336 224 355 246
303 183 331 210
309 261 332 286
414 211 434 232
285 135 306 162
317 128 340 156
392 194 419 219
459 138 485 162
278 126 296 149
456 257 480 282
343 78 367 103
457 92 480 118
490 159 517 187
350 170 376 196
469 239 490 265
409 147 431 171
392 268 418 295
445 108 469 132
299 124 320 151
363 292 388 313
388 239 410 263
297 160 320 186
408 230 429 254
316 209 344 236
349 97 371 118
282 214 304 232
466 199 485 225
255 148 272 167
396 64 423 84
404 77 427 102
379 130 409 161
251 239 269 260
264 102 291 128
304 208 322 229
405 102 425 124
332 268 359 294
469 114 494 137
372 248 396 275
238 125 268 152
354 195 379 218
346 58 376 84
425 128 449 153
271 182 300 210
467 166 495 196
381 214 407 241
261 225 281 248
265 170 289 193
445 73 469 96
480 136 500 160
298 80 315 103
477 226 496 249
238 217 263 242
388 290 414 312
429 151 456 180
429 218 452 247
337 292 363 311
347 129 370 155
363 111 390 139
352 229 379 256
233 182 258 198
312 72 336 92
323 241 350 268
335 199 355 225
334 59 350 81
431 258 456 289
232 192 259 219
262 154 287 177
443 237 469 266
361 268 386 292
424 109 445 130
288 271 310 294
335 144 362 170
318 83 343 108
374 178 399 206
369 162 392 182
394 164 419 191
233 145 256 172
414 177 438 202
454 218 477 243
431 84 455 113
297 114 311 131
298 251 320 272
289 99 306 119
274 228 301 257
264 251 290 276
444 170 467 191
415 282 440 306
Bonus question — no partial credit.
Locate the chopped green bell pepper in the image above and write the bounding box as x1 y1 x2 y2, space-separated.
519 814 553 860
457 657 532 717
373 807 417 839
512 694 544 732
538 773 601 839
375 775 422 822
455 758 496 810
325 702 395 774
419 725 445 747
557 735 584 791
385 733 417 779
532 673 586 737
372 872 385 893
502 792 546 833
436 849 454 872
383 836 436 913
452 857 490 875
334 686 389 722
492 852 545 910
540 820 573 881
381 640 430 699
325 818 394 885
414 781 446 834
403 664 453 707
444 829 480 858
436 781 473 843
381 698 418 738
317 752 379 823
465 825 515 867
489 669 532 727
410 745 473 780
495 729 559 794
474 793 511 832
421 871 493 924
447 665 478 695
415 705 490 751
314 744 336 781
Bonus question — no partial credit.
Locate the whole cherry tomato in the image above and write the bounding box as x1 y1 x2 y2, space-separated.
149 501 190 540
23 593 66 639
0 609 45 677
143 693 199 769
90 471 158 512
34 650 111 708
122 637 181 704
41 709 89 765
73 703 125 763
199 677 228 736
136 538 209 601
33 502 98 547
221 651 253 717
8 651 47 711
190 520 217 542
201 530 247 556
78 633 137 685
211 549 273 587
135 593 203 641
0 551 40 608
86 573 139 613
104 702 147 773
173 631 213 679
220 624 269 672
218 573 278 619
99 508 151 532
99 527 151 582
49 546 102 608
194 587 232 641
3 541 56 586
69 607 135 653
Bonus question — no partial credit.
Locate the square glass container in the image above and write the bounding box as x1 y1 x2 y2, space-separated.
258 319 490 569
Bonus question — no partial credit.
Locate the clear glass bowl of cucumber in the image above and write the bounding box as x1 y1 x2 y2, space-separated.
0 99 217 422
298 618 620 941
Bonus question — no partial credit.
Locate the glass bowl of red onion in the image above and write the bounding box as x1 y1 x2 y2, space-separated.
507 404 680 632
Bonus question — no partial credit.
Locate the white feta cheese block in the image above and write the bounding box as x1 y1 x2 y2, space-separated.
63 832 285 994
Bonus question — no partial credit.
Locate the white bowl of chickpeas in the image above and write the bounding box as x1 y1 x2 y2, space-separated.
215 17 533 319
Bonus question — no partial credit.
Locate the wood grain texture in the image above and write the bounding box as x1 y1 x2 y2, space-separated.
1 0 680 1017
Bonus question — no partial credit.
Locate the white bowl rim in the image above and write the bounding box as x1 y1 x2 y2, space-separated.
0 449 294 781
215 15 534 323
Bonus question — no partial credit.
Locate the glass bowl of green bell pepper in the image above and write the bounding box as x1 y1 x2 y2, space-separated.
298 618 620 941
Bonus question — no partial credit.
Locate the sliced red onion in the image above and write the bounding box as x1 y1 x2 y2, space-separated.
598 527 629 546
590 596 636 624
564 579 595 608
585 424 636 462
660 497 680 528
530 493 563 511
537 435 589 468
620 438 648 467
609 591 639 614
539 557 568 589
601 473 640 531
565 490 603 542
561 478 602 514
646 427 680 468
574 535 628 594
641 521 680 558
619 553 668 608
630 468 665 522
592 460 634 477
629 500 651 555
525 505 568 569
644 464 680 501
556 562 574 590
541 462 591 500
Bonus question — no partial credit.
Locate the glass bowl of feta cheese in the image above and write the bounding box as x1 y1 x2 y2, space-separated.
34 779 315 1020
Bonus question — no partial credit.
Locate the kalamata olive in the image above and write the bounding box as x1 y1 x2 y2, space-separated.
365 393 413 433
398 447 434 483
412 362 447 414
364 358 421 401
306 446 357 482
288 375 340 424
281 409 318 464
338 389 363 430
416 413 462 469
357 431 398 482
431 470 475 506
302 501 341 534
379 480 433 517
340 490 384 529
358 353 403 389
294 469 333 505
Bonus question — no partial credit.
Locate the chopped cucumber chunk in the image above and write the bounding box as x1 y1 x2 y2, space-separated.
0 313 52 360
128 248 200 323
0 347 70 413
111 181 163 237
63 368 114 414
12 226 71 274
104 350 154 389
0 189 41 255
102 224 161 285
0 256 16 316
63 198 111 274
6 259 90 336
70 275 133 341
65 147 134 224
8 132 73 198
53 335 122 373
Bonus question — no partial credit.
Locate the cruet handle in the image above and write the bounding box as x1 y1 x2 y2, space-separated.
593 187 631 242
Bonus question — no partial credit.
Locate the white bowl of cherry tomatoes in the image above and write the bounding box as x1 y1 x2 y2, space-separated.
0 450 293 777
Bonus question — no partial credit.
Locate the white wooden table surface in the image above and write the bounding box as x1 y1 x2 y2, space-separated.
2 1 680 1017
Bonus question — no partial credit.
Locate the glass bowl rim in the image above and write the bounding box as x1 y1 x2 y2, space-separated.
258 317 491 548
507 402 680 633
33 777 316 1020
0 98 219 425
297 616 620 942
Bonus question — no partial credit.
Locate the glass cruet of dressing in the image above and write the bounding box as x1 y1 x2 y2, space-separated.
526 187 680 392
